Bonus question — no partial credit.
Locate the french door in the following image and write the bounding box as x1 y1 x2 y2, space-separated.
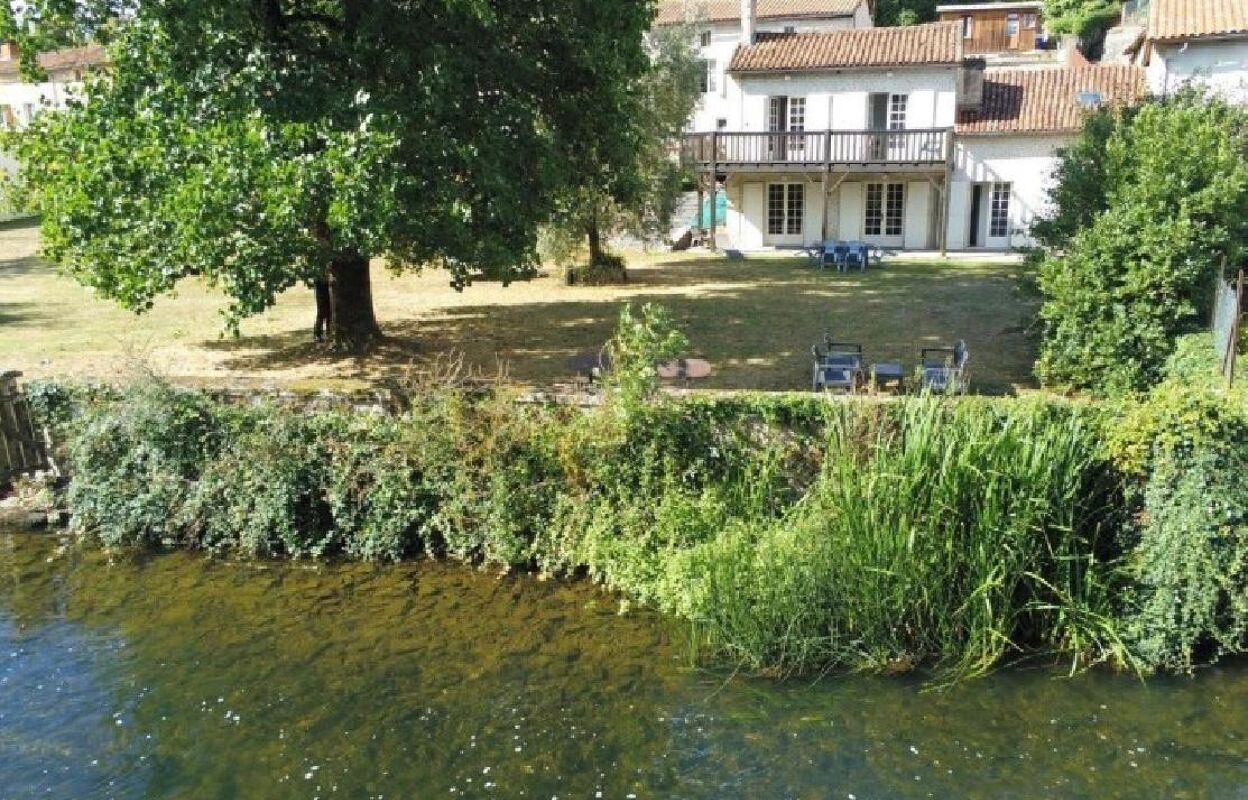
768 96 806 161
766 182 805 245
863 182 905 247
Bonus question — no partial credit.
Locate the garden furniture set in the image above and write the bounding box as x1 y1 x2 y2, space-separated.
812 335 969 394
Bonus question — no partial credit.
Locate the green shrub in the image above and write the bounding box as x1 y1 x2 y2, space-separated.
66 382 224 547
1105 381 1248 671
1033 93 1248 395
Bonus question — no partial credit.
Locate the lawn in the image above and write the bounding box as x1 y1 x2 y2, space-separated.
0 219 1041 393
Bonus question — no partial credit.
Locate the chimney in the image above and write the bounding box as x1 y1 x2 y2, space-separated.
740 0 757 44
0 42 19 62
957 57 986 112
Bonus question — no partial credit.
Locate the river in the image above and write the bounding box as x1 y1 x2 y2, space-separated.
1 531 1246 799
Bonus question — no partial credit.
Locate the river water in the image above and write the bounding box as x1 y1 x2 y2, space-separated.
2 531 1246 799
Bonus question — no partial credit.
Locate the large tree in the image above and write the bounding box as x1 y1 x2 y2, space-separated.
3 0 657 346
542 23 700 276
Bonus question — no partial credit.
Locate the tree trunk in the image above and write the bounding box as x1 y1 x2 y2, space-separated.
328 251 382 349
587 220 605 266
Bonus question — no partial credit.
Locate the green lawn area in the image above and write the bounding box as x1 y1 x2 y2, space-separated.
0 219 1041 393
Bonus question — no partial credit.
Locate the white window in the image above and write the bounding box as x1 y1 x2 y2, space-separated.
0 105 13 130
962 15 974 39
21 103 34 123
865 183 905 236
700 59 718 93
1006 13 1020 35
990 182 1011 238
699 30 712 47
767 183 804 236
888 94 907 131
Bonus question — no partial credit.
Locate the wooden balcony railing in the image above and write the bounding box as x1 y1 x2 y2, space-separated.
681 128 951 167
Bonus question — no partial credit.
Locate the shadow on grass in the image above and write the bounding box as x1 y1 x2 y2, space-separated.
198 256 1039 395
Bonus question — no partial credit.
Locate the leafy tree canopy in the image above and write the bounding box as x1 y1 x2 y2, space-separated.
1042 0 1120 37
3 0 658 345
1033 92 1248 394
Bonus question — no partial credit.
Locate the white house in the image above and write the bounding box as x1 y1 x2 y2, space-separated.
950 64 1144 249
1139 0 1248 104
656 0 874 131
671 0 1145 252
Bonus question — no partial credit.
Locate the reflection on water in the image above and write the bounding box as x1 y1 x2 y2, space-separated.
1 531 1247 799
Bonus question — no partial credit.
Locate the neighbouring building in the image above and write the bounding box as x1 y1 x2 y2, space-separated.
670 0 1145 252
1139 0 1248 103
0 43 107 179
936 1 1050 58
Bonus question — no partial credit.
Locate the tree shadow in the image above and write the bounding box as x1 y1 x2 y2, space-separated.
198 257 1038 395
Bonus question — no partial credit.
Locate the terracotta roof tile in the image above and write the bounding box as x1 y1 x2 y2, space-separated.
0 45 108 80
656 0 863 26
729 22 961 72
956 65 1145 135
1149 0 1248 42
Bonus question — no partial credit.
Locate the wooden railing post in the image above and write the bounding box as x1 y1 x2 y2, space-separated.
708 130 718 252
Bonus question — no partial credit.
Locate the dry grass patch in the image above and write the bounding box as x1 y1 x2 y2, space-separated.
0 219 1039 393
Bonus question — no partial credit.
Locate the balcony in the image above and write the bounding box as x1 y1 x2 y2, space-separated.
681 128 952 171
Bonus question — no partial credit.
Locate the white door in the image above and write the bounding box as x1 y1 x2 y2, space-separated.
740 182 765 250
765 182 805 246
862 182 905 248
986 181 1012 248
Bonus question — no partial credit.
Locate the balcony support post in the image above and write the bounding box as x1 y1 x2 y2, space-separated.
820 130 833 242
709 131 719 252
938 130 953 257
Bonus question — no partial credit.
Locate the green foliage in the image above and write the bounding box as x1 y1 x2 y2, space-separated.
1034 93 1248 394
3 0 658 340
1042 0 1121 37
602 303 690 407
873 0 938 26
44 378 1139 679
1104 382 1248 672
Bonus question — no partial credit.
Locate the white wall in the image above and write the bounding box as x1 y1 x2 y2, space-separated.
948 134 1068 249
1148 38 1248 106
683 4 872 131
0 74 84 183
731 68 960 133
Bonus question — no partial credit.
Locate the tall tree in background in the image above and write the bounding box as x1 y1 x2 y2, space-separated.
2 0 657 347
542 22 700 279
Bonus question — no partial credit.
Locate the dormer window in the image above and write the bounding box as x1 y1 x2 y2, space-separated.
700 30 712 47
784 25 797 33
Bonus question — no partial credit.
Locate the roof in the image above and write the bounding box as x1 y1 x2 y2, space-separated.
0 45 108 80
956 65 1145 135
655 0 863 26
936 2 1042 13
729 22 962 72
1147 0 1248 42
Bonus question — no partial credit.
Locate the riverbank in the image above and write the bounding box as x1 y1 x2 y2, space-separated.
25 374 1248 680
